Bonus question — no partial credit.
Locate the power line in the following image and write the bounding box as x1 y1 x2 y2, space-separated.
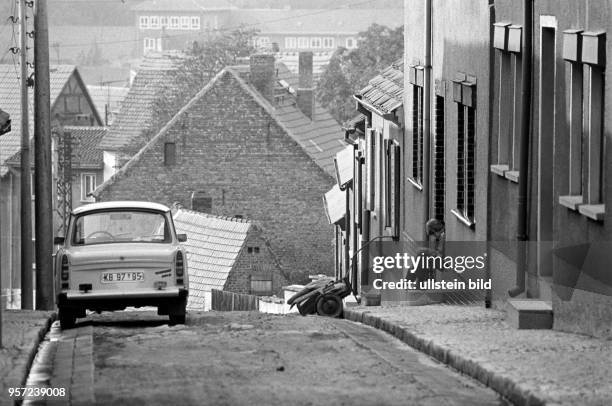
50 0 380 49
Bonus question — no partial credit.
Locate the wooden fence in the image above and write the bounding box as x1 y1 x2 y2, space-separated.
211 289 259 311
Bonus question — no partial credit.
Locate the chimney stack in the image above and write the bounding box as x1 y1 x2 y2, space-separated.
250 54 275 103
297 52 315 120
191 191 212 213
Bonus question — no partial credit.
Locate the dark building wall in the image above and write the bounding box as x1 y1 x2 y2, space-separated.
97 71 335 283
492 0 612 337
403 0 490 244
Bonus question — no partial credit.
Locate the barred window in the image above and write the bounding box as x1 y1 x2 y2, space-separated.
433 95 445 221
455 104 476 225
411 84 424 185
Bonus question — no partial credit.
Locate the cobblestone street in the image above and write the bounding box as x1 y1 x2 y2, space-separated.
69 311 508 406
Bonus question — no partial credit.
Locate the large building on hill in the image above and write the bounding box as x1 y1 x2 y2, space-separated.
93 52 345 283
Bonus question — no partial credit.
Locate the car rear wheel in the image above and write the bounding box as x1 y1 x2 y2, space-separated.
58 307 76 329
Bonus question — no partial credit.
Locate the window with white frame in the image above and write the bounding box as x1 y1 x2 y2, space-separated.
170 16 179 29
180 16 189 29
345 37 356 49
160 16 168 28
323 37 335 48
144 38 156 53
297 37 309 49
310 37 321 48
81 174 96 202
139 16 149 29
191 16 200 30
150 16 160 29
285 37 296 49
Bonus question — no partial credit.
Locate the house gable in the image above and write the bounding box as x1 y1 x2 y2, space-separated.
94 68 335 282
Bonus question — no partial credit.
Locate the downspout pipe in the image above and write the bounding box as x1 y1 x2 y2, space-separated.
422 0 432 241
509 0 532 297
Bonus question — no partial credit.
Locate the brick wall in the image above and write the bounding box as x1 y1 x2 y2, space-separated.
97 71 335 283
223 229 288 295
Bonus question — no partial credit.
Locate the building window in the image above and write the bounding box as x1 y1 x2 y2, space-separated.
256 36 270 48
250 276 272 296
492 50 522 178
345 37 356 49
323 37 335 48
285 37 296 49
433 95 445 221
143 38 156 53
297 37 309 49
411 84 424 186
164 142 176 166
150 16 159 29
160 16 168 28
180 16 189 30
247 246 260 254
191 16 200 30
81 173 96 202
584 65 605 205
170 16 179 29
384 139 401 237
139 16 149 29
454 103 476 226
310 37 321 48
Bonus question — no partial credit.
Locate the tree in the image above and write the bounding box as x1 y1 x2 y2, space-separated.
316 23 404 123
150 28 258 133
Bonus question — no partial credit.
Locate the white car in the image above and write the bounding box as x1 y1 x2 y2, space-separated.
54 201 189 328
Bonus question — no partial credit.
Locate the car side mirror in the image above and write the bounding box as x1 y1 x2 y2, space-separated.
54 236 65 245
177 233 187 242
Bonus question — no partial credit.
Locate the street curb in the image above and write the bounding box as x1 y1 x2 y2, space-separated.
343 308 547 406
12 312 56 406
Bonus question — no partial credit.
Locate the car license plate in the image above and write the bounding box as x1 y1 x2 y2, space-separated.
101 272 144 283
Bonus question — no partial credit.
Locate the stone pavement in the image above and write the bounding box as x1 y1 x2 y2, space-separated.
0 310 55 406
344 304 612 406
23 322 95 406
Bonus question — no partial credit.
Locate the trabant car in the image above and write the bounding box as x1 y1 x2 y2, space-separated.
54 201 189 328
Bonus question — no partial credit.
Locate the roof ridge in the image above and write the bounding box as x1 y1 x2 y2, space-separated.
224 67 336 179
174 206 252 224
92 68 228 198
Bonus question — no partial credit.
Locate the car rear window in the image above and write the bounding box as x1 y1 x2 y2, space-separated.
72 210 171 245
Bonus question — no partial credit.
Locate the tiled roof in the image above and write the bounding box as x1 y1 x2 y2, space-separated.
0 65 86 175
231 62 345 176
132 0 235 12
86 86 129 125
6 126 106 170
98 51 187 151
230 9 404 35
356 59 404 114
172 208 251 310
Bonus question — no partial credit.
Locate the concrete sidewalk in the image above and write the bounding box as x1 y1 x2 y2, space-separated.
344 304 612 406
0 310 55 406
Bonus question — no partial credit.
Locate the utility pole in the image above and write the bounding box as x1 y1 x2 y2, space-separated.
34 0 54 310
20 0 34 310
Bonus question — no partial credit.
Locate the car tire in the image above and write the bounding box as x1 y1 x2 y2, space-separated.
316 294 343 318
58 308 76 329
169 314 186 325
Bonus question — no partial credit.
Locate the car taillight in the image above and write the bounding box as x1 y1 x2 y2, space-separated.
175 251 184 277
61 255 69 281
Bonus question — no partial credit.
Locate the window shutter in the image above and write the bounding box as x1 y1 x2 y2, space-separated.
365 128 375 211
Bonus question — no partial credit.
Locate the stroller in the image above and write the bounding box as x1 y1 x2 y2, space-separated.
287 275 353 318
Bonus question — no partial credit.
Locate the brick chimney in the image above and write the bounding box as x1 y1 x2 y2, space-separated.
250 54 275 103
297 52 315 120
191 191 212 213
